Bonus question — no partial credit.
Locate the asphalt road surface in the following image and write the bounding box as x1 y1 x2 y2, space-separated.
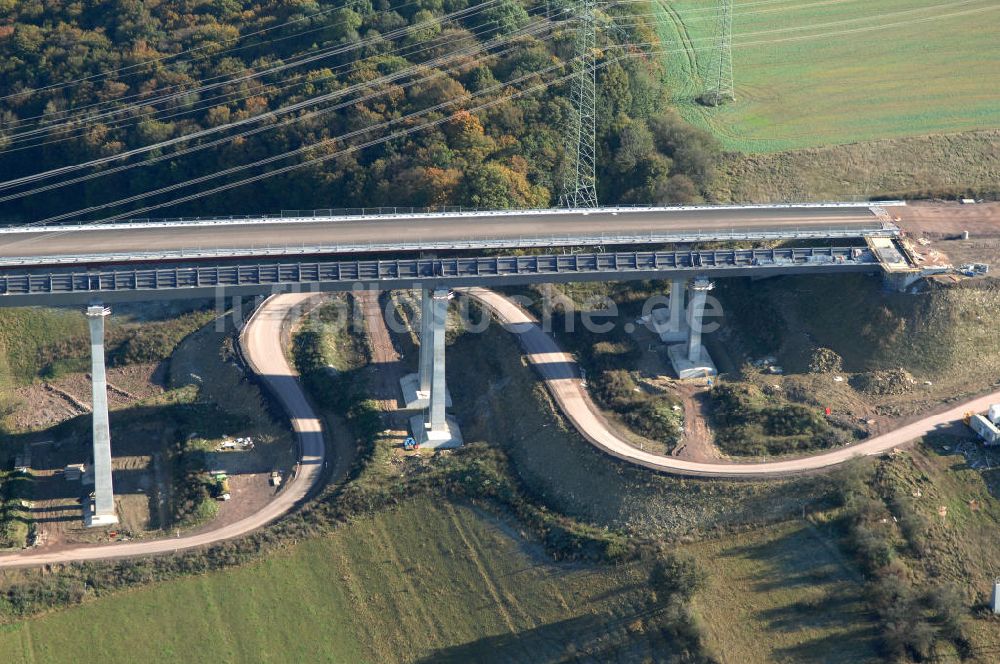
0 205 882 260
0 293 326 568
466 287 1000 478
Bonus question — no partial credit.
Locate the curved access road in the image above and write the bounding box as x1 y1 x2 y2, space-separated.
0 293 326 568
466 287 1000 479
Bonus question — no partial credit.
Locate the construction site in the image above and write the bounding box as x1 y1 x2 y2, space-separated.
0 0 998 661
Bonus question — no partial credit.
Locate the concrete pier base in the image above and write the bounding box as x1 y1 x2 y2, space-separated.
408 413 464 449
399 373 452 410
84 511 120 528
668 343 718 379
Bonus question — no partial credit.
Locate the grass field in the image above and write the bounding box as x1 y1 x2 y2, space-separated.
679 520 878 662
715 129 1000 201
0 499 654 664
653 0 1000 152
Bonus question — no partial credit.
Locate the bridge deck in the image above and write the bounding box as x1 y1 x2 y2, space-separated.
0 205 895 267
0 246 879 307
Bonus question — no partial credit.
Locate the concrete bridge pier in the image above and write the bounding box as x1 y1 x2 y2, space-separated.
400 288 452 410
668 278 718 379
85 305 118 527
655 278 689 342
408 289 462 448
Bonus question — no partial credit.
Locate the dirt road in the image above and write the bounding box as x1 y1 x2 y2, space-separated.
0 293 328 568
466 288 1000 478
356 290 409 429
896 201 1000 236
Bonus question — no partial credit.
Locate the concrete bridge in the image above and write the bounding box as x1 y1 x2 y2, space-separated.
0 203 896 267
0 202 911 525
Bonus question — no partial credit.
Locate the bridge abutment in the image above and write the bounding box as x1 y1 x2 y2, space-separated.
85 305 118 527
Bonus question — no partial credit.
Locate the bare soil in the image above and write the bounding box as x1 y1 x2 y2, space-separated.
7 312 298 548
9 363 166 431
896 201 1000 269
356 290 408 431
671 384 720 463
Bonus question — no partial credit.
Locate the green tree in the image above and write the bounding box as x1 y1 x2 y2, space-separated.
473 0 530 36
459 162 548 209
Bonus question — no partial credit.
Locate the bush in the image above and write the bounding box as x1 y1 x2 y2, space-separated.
835 463 968 660
711 382 844 456
649 552 706 603
591 370 681 444
624 399 682 443
761 404 828 437
592 369 643 412
891 493 929 556
590 341 640 373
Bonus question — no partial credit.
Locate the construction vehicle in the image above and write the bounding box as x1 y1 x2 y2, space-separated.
965 407 1000 446
210 472 231 501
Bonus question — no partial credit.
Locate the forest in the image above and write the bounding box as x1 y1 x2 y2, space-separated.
0 0 719 222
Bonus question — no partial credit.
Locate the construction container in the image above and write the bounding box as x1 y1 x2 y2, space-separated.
988 404 1000 425
970 414 1000 446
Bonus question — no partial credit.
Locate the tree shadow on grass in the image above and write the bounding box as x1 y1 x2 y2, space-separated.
713 522 880 661
416 614 604 664
770 626 881 664
416 604 676 664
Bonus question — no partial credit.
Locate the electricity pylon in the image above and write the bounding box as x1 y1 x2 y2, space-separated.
706 0 734 104
560 0 598 208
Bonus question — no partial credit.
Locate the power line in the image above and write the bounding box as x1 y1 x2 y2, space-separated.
1 0 505 143
0 23 565 203
0 0 901 146
9 0 996 222
0 0 431 104
0 13 561 192
32 56 585 225
1 7 547 153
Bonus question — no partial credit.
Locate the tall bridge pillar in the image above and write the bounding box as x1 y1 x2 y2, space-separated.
407 289 462 448
667 278 718 380
85 305 118 527
400 288 452 410
669 278 687 338
686 278 713 363
418 287 433 395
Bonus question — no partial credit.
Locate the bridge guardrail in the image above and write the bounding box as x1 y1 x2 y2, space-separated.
0 201 907 234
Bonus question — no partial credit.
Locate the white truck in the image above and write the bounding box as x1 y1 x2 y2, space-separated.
967 404 1000 446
